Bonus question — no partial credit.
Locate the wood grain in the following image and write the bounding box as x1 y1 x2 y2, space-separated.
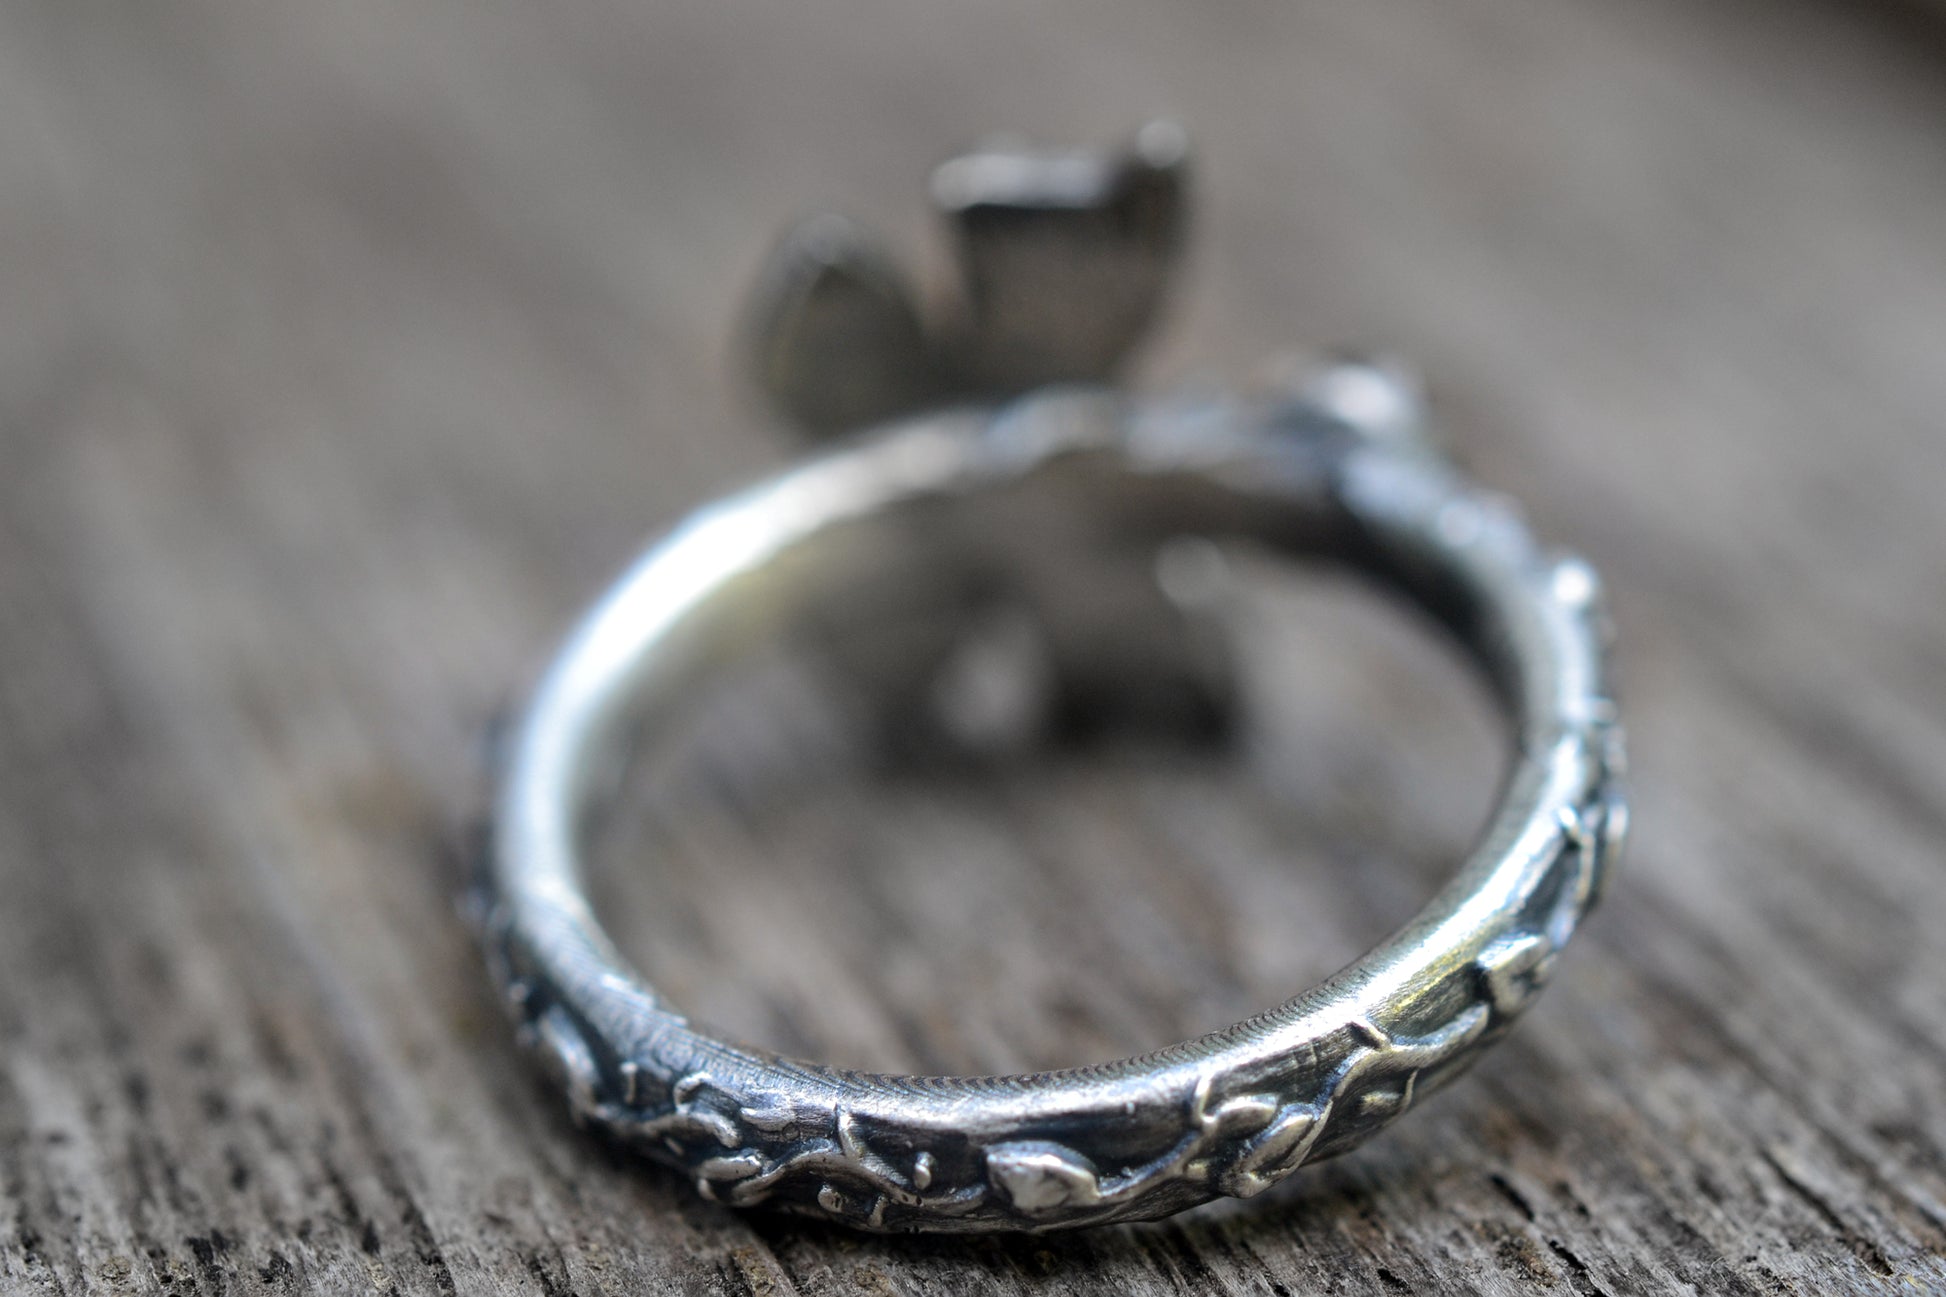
3 0 1945 1291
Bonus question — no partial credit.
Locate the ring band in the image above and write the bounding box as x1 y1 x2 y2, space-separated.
478 129 1627 1233
481 382 1625 1231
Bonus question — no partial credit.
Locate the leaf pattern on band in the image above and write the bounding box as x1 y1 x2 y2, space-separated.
482 700 1623 1230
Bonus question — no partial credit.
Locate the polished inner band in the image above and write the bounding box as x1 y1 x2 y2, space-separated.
483 388 1626 1232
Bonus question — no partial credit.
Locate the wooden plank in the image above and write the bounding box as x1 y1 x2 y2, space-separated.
1 0 1943 1290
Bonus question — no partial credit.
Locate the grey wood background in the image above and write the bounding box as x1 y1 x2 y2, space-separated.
4 0 1946 1292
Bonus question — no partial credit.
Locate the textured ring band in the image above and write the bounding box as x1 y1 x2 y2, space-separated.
481 126 1626 1232
480 373 1627 1232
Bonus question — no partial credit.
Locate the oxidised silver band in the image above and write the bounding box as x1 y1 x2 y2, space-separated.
480 374 1627 1232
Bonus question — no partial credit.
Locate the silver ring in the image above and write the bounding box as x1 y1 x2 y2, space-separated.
479 126 1628 1233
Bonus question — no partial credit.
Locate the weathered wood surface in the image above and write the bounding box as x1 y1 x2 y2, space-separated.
4 0 1946 1292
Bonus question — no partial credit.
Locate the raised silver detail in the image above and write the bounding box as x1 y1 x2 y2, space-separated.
744 122 1188 435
